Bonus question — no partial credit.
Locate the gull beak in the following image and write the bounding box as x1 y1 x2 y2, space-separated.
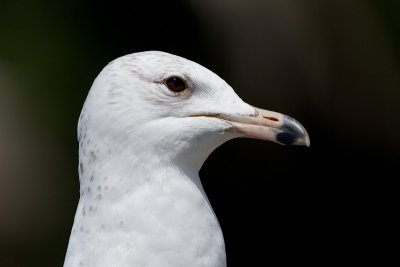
229 107 310 146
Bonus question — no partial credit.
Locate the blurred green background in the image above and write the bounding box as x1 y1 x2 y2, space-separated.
1 0 399 266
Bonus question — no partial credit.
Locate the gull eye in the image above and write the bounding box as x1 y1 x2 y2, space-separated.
164 77 187 93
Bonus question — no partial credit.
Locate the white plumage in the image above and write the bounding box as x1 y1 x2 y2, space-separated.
64 51 309 267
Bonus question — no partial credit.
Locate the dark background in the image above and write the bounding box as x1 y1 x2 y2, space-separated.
0 0 398 266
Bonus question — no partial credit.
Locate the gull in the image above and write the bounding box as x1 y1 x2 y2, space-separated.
63 51 309 267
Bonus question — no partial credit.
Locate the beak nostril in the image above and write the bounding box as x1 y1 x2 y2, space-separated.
263 116 279 122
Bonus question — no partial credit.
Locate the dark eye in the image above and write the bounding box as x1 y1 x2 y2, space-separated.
164 77 187 93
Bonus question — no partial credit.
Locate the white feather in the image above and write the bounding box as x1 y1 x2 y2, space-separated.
64 51 256 267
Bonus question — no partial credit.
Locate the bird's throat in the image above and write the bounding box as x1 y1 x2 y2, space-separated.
64 164 226 267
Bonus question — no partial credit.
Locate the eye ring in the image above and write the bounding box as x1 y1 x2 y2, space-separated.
164 76 188 93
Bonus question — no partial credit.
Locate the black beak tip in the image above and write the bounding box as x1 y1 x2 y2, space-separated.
276 132 298 145
277 115 310 146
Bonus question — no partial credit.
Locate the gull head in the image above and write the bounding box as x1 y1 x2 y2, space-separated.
67 51 310 267
78 51 309 172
